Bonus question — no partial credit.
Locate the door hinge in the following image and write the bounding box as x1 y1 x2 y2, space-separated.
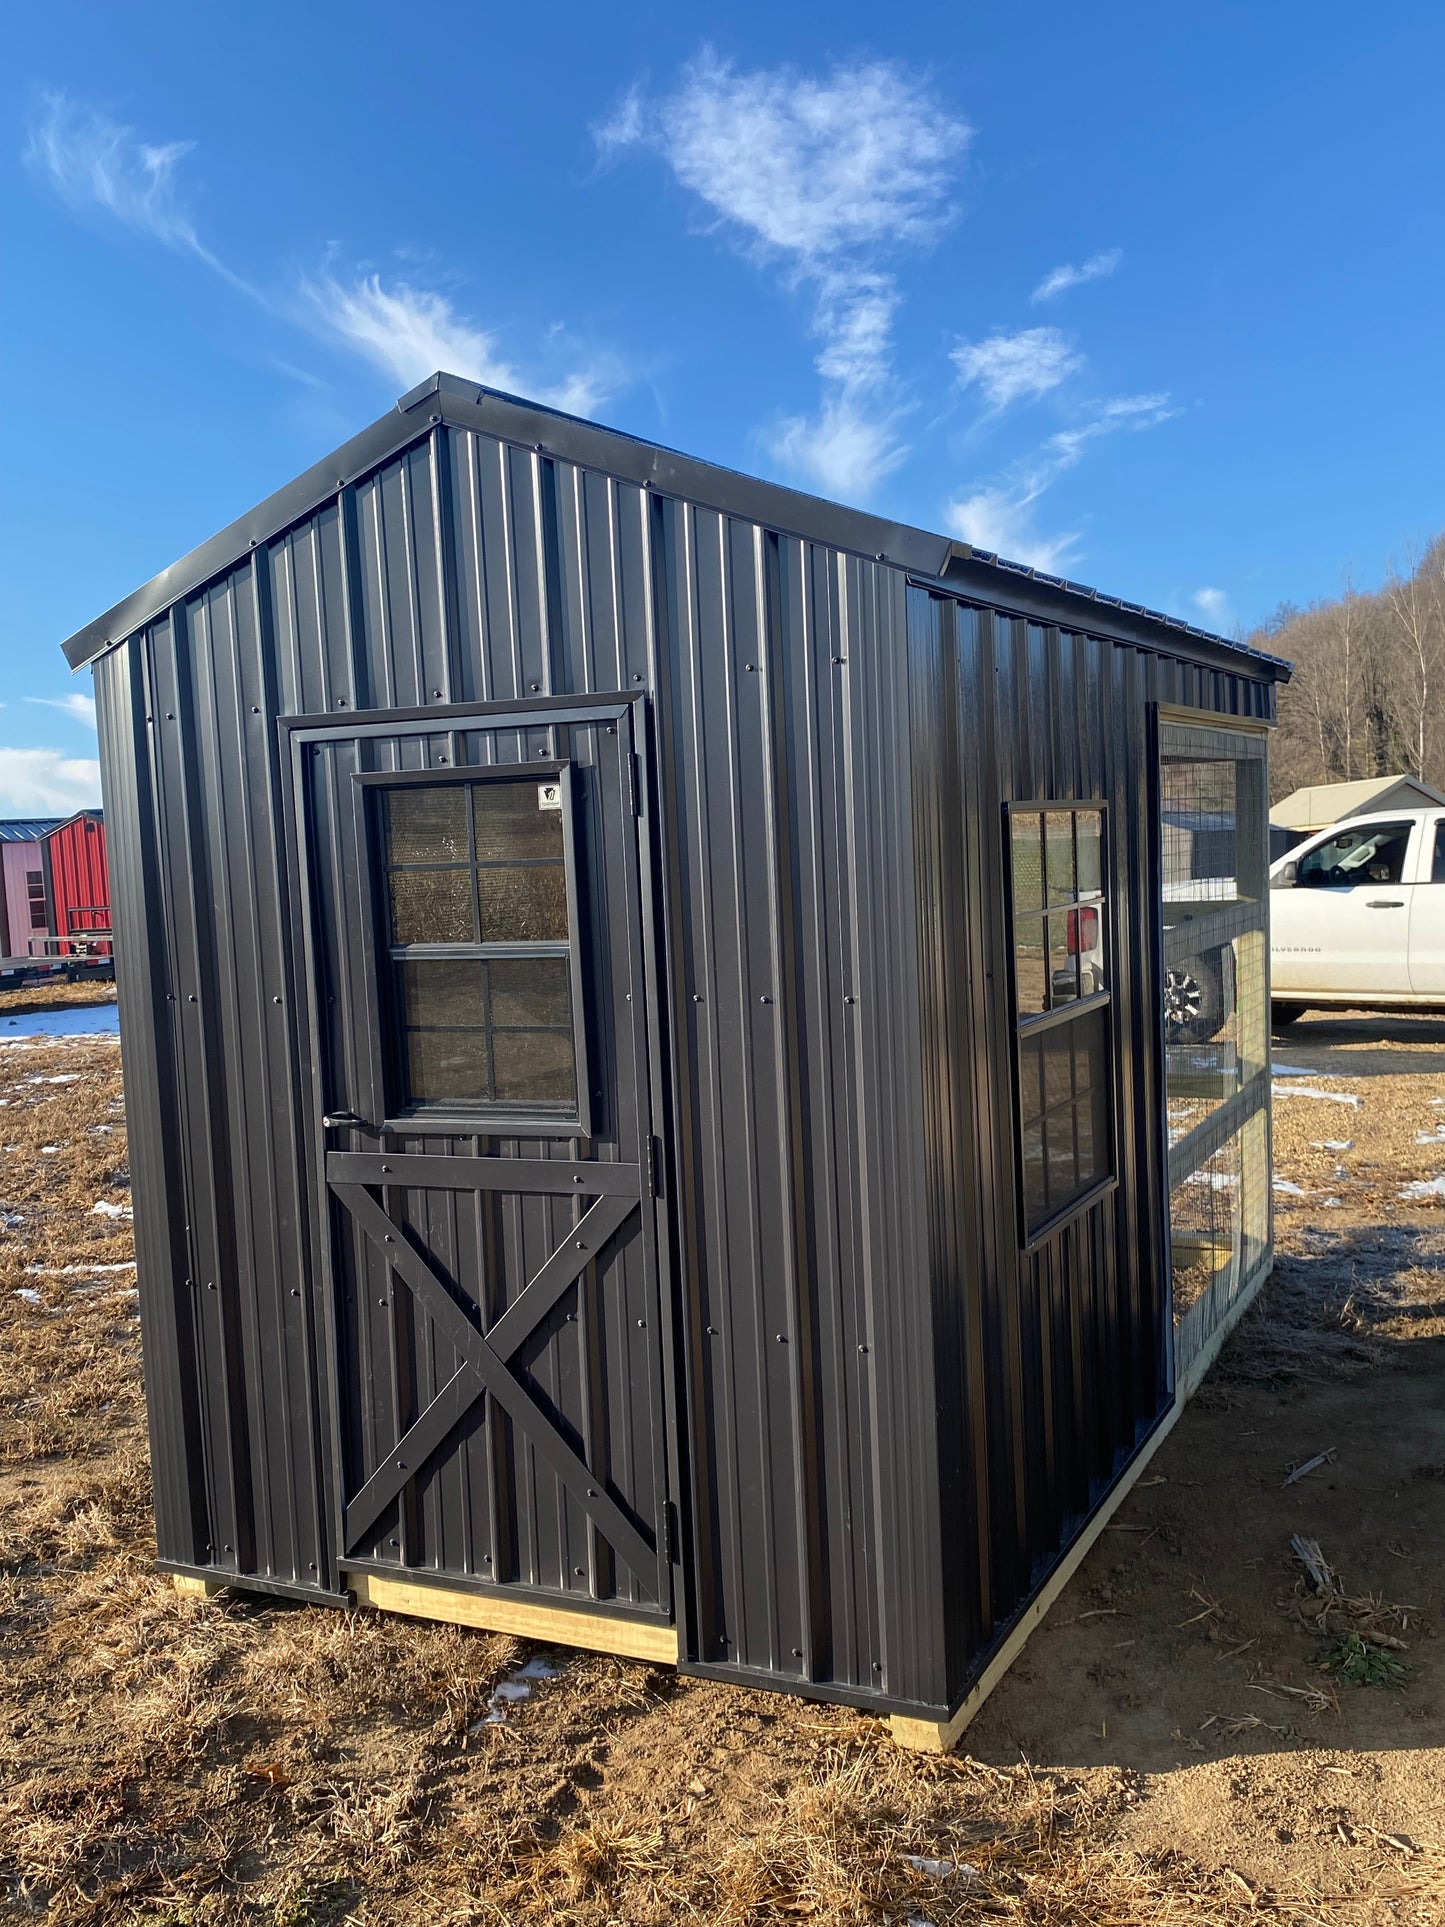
630 751 643 818
664 1500 680 1565
645 1133 662 1199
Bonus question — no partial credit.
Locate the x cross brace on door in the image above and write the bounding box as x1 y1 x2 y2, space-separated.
326 1156 657 1596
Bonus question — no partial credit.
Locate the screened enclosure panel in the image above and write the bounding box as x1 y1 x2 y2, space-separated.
1160 719 1272 1376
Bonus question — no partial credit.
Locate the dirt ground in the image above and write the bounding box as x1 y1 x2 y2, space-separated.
1 1007 1443 1924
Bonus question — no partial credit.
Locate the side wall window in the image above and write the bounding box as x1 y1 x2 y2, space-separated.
372 775 583 1124
1008 806 1114 1239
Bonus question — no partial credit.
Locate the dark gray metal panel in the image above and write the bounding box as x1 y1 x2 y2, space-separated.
906 589 1273 1710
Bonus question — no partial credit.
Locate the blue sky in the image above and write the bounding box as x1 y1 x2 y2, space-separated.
3 1 1444 812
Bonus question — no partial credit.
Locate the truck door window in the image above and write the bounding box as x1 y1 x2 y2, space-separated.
1297 820 1412 888
1432 823 1445 884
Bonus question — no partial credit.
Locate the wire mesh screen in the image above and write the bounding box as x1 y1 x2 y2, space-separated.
1159 722 1272 1379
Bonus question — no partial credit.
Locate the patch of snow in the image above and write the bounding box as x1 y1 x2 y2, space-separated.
1272 1064 1319 1076
1399 1176 1445 1201
39 1145 60 1155
1273 1086 1361 1108
1416 1128 1445 1144
13 1288 41 1305
90 1200 133 1220
25 1260 136 1276
902 1856 980 1884
470 1654 560 1728
1323 1197 1342 1208
1309 1140 1354 1151
1272 1178 1308 1196
45 1074 82 1084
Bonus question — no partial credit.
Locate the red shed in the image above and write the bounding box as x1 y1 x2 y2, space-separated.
42 810 110 955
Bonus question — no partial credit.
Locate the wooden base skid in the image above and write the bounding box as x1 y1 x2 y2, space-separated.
346 1569 680 1666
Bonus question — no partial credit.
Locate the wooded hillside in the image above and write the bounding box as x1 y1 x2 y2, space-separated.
1244 535 1445 801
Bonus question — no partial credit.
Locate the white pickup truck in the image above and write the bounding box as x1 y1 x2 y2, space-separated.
1269 805 1445 1025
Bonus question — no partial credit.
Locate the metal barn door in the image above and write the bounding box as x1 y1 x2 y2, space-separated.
288 699 672 1634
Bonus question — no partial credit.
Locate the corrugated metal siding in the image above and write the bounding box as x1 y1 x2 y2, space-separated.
100 421 944 1703
905 590 1275 1702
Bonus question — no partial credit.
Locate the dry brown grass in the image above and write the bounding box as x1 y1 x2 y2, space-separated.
0 979 116 1012
3 1038 1442 1925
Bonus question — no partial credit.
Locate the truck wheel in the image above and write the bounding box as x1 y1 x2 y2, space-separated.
1164 952 1226 1045
1271 1001 1308 1030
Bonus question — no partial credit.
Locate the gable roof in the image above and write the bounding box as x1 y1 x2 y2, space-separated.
0 818 64 843
1270 774 1445 829
61 373 1293 686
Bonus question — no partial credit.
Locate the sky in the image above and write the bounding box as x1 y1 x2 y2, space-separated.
3 1 1445 813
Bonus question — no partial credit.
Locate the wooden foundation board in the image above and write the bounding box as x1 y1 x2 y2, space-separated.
345 1570 680 1665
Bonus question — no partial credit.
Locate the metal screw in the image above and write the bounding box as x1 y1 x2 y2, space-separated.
744 662 755 672
858 1343 869 1354
384 1233 394 1244
575 1239 587 1251
252 705 260 714
291 1288 300 1298
776 1332 787 1344
636 1318 646 1329
632 671 643 683
433 689 442 698
530 681 540 692
273 995 282 1005
396 1459 405 1470
759 994 773 1004
309 1562 317 1573
430 413 440 424
206 1281 216 1292
587 1487 597 1498
872 1660 883 1672
792 1647 803 1658
165 711 175 721
844 994 856 1005
692 992 703 1003
381 1165 392 1174
575 1566 585 1577
706 1324 718 1336
572 1174 582 1184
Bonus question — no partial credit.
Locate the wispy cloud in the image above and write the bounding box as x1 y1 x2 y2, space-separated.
302 273 612 415
24 90 250 293
0 749 101 815
597 50 970 500
1193 586 1232 627
1032 248 1122 303
952 327 1081 412
27 92 614 413
26 694 97 728
944 392 1176 570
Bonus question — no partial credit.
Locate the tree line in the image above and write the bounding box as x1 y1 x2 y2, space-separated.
1243 535 1445 802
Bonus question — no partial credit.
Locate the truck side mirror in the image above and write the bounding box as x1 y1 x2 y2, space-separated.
1274 861 1298 889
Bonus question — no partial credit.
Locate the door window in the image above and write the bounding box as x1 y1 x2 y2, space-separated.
374 775 583 1122
1431 822 1445 884
1297 820 1413 888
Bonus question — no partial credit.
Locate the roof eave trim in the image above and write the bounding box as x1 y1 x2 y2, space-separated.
61 374 1288 685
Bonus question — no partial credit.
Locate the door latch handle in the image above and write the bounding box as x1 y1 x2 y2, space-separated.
322 1109 365 1127
1366 900 1405 908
